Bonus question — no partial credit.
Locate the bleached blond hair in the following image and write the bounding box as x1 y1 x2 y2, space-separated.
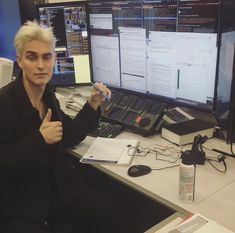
14 20 56 55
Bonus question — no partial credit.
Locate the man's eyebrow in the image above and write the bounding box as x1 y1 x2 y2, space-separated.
25 51 53 56
25 51 37 55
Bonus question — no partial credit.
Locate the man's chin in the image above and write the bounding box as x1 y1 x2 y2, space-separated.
33 80 50 87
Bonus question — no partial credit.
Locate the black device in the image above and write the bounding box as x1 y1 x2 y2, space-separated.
181 135 207 165
128 165 152 177
89 120 123 138
35 1 92 87
214 0 235 145
100 89 167 136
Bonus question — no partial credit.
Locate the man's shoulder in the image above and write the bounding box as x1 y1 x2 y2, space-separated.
0 81 16 104
0 81 19 120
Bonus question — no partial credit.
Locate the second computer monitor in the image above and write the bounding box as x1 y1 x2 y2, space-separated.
36 1 92 86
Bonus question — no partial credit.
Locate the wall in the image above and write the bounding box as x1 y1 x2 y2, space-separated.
0 0 21 60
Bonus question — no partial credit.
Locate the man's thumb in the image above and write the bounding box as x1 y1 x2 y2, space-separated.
43 108 52 122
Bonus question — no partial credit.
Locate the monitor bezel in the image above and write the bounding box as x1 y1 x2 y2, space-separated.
213 0 235 144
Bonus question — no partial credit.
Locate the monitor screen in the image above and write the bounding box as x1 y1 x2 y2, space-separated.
88 0 220 111
214 0 235 144
36 2 92 86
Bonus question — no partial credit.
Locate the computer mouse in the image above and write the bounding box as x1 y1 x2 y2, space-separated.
128 165 152 177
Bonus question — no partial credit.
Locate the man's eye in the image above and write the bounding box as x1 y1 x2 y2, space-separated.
43 54 52 60
27 56 37 60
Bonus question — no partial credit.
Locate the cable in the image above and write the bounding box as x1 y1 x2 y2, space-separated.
205 154 227 173
155 154 181 163
151 164 180 171
129 143 181 171
204 146 235 159
230 143 235 158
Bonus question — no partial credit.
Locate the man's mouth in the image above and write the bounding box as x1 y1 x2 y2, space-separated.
35 73 48 76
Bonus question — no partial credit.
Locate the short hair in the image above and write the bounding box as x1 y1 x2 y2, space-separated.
14 20 57 55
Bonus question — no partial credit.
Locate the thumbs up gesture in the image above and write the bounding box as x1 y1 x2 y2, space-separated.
39 108 63 144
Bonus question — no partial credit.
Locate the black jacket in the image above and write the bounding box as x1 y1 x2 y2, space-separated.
0 74 100 224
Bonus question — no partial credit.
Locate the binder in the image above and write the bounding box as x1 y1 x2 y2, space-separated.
80 137 139 165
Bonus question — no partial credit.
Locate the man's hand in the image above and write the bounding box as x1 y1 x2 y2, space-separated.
39 108 63 144
88 82 111 110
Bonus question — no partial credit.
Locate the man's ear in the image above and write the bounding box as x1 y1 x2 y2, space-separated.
16 53 23 69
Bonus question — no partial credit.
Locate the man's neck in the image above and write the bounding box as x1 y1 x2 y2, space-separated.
23 78 45 109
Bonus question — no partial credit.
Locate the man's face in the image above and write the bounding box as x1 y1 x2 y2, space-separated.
17 40 56 88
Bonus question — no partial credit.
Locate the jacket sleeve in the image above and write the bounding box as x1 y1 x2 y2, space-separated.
0 93 50 180
0 127 49 180
61 102 101 147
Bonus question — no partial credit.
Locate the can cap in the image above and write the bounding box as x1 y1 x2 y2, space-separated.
181 150 195 165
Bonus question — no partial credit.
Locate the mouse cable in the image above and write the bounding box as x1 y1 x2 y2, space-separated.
151 164 180 171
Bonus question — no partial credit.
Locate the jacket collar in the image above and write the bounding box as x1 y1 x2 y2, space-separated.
13 72 52 120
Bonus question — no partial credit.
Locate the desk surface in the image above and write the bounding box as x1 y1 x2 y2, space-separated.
58 86 235 232
71 132 235 232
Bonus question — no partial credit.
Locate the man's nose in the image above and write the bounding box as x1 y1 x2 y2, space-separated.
37 58 45 68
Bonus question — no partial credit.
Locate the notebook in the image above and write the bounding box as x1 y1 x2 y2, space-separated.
80 137 139 165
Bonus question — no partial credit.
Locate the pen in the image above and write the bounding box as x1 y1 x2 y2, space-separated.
91 82 110 101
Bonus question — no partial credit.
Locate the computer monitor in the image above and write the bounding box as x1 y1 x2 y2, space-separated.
36 1 92 86
88 0 220 111
214 0 235 144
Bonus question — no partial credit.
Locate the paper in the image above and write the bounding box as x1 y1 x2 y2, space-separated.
154 217 183 233
168 213 233 233
80 137 139 165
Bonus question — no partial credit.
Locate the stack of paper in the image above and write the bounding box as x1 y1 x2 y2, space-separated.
80 137 139 165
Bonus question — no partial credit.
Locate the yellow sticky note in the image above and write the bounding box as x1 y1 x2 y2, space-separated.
72 55 91 84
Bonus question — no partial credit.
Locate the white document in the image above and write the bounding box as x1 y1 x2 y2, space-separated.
119 27 147 93
147 31 178 98
91 35 120 87
80 137 139 165
176 32 217 103
146 31 217 104
89 14 113 30
168 213 233 233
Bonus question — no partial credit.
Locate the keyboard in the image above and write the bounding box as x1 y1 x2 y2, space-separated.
89 121 123 138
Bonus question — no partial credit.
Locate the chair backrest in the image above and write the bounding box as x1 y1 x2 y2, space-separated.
0 58 14 88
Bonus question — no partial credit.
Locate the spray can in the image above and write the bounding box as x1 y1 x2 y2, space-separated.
179 150 196 203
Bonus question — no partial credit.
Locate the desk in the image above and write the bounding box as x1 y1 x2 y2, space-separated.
57 86 235 232
69 132 235 232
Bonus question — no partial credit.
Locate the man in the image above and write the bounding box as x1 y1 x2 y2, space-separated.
0 21 118 233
